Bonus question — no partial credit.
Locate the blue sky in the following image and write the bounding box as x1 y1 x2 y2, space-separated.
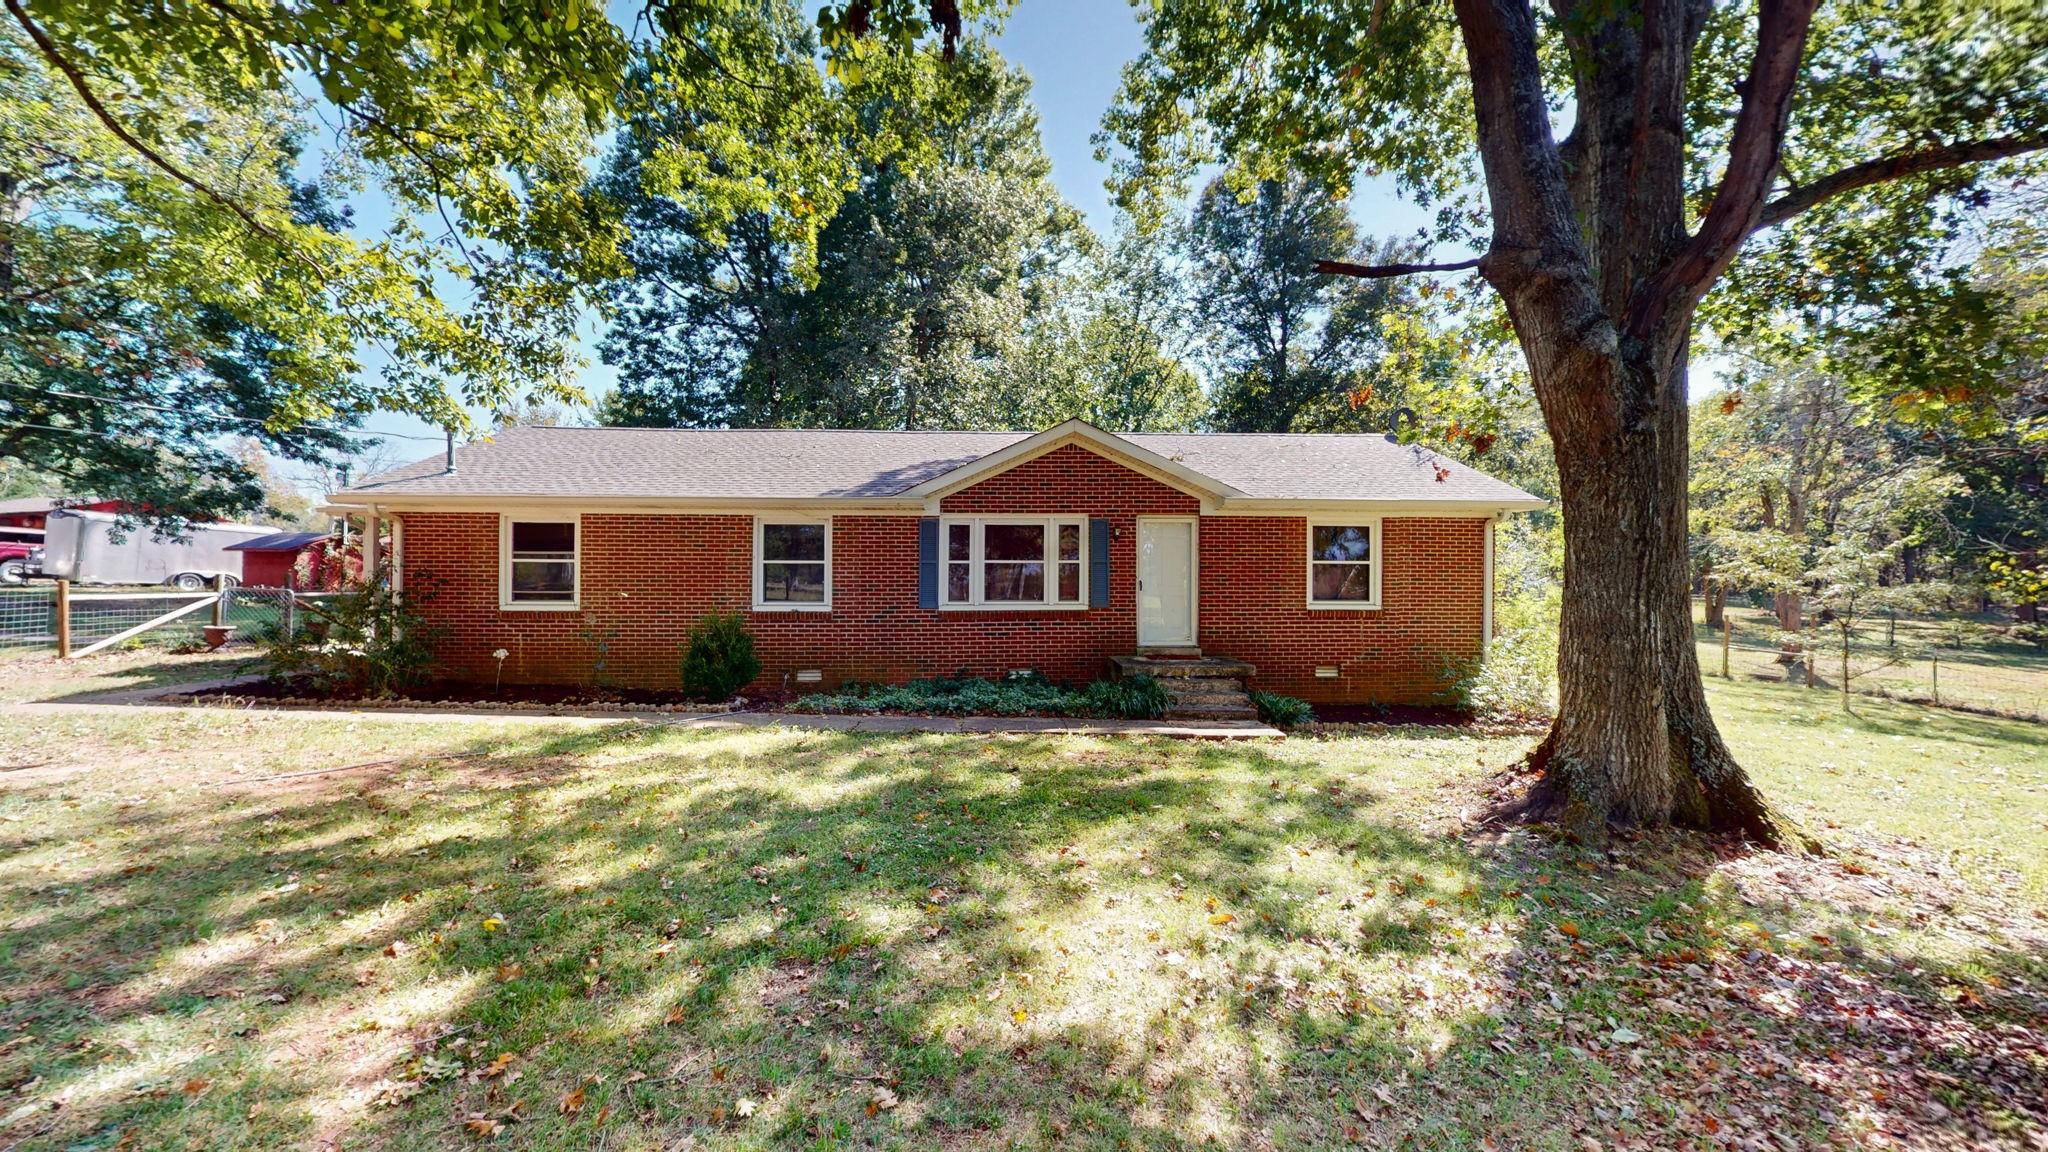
343 1 1441 472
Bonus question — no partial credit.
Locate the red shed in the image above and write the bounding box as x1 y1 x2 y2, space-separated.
223 531 334 588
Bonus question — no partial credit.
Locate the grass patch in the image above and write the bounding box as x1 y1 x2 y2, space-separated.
0 654 2041 1150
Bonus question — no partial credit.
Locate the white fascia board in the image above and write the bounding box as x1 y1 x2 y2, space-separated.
321 494 929 515
1210 497 1548 517
906 418 1247 503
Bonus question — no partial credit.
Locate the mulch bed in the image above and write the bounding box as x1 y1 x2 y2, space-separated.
168 676 741 715
1301 704 1553 737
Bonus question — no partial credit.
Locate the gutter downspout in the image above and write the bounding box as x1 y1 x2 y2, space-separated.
1482 513 1497 656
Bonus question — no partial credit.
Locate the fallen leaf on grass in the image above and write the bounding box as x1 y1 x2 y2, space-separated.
735 1097 758 1117
558 1088 584 1115
1208 913 1236 925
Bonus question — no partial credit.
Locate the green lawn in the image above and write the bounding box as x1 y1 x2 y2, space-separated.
0 654 2043 1151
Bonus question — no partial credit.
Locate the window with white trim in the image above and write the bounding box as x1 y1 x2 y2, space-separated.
755 517 830 610
942 517 1086 607
1307 521 1379 608
502 516 578 608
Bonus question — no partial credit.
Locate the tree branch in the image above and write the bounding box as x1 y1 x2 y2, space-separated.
1627 0 1819 342
1758 134 2048 229
1315 256 1483 279
2 0 291 249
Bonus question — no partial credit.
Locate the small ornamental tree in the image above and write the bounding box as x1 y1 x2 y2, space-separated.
1800 540 1950 710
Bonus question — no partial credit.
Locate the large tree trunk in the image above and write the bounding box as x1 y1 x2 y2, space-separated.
1509 341 1810 848
1446 0 1822 850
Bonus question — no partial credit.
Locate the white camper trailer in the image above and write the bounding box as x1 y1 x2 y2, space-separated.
35 510 278 589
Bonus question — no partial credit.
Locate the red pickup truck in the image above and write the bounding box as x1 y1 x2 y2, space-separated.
0 530 39 584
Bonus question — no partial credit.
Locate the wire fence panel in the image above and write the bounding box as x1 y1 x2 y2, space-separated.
0 585 340 656
0 587 58 654
67 590 217 650
1698 604 2048 723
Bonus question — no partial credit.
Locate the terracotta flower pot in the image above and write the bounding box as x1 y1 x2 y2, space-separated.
202 625 237 650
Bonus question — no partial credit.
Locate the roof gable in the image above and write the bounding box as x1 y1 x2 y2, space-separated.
906 420 1245 506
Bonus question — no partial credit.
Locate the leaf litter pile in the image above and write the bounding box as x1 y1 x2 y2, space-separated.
0 711 2041 1151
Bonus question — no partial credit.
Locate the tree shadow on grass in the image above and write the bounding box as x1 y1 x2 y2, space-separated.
0 724 2041 1150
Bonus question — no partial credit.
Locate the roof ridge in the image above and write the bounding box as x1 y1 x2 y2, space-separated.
487 426 1031 435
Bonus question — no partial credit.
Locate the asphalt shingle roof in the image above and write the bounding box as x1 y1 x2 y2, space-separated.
223 531 332 552
335 425 1540 506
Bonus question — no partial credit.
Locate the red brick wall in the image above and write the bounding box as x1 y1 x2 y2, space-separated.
1198 516 1487 703
393 443 1488 703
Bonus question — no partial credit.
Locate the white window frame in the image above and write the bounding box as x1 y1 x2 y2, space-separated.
753 514 833 612
938 515 1088 611
500 513 580 611
1305 518 1382 610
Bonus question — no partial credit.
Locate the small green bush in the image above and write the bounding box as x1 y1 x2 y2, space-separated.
1248 689 1316 728
796 673 1168 719
681 611 762 700
1081 675 1169 720
261 579 445 697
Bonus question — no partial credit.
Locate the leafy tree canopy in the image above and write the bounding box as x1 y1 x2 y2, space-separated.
599 33 1202 432
3 0 991 517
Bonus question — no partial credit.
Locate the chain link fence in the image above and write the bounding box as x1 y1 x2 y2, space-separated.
0 584 336 657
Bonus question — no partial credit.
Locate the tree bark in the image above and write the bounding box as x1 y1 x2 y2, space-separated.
1704 579 1726 630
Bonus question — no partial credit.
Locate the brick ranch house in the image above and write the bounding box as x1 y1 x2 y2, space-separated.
323 420 1542 704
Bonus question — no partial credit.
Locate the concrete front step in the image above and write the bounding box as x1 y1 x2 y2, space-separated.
1170 704 1261 720
1164 678 1246 696
1112 654 1256 680
1160 680 1259 721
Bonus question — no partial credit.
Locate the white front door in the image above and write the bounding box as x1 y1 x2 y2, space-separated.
1136 518 1196 647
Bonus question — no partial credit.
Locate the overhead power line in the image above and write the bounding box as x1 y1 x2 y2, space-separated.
1 383 454 443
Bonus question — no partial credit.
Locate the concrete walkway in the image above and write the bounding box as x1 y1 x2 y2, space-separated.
9 677 1284 738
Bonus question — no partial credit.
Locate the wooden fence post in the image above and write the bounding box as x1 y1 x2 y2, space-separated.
55 579 70 659
1721 616 1732 679
1931 655 1940 706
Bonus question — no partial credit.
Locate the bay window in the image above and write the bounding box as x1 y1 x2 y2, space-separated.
941 517 1086 608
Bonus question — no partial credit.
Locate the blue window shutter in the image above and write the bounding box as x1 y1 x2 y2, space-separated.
918 518 939 610
1088 518 1111 607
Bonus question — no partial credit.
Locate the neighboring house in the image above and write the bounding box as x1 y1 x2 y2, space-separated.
323 420 1543 703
